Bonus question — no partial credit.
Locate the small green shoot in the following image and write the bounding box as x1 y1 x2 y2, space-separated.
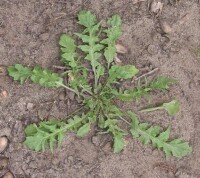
140 100 180 116
195 48 200 57
7 10 192 158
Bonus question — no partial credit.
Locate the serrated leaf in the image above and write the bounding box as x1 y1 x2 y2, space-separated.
24 116 84 152
57 132 64 148
77 123 90 137
104 46 117 66
49 137 56 153
128 111 192 158
78 45 90 53
75 33 98 43
108 15 122 27
165 139 192 158
150 77 176 91
96 64 105 79
24 124 37 136
59 34 76 51
8 64 32 84
59 34 77 67
102 15 122 67
113 134 124 153
30 66 63 87
78 10 97 28
109 65 139 82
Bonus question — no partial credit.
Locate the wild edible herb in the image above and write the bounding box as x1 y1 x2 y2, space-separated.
8 10 192 158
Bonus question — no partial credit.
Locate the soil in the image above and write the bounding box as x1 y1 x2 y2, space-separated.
0 0 200 178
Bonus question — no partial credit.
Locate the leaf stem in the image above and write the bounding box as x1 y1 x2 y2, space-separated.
140 106 163 113
57 82 78 95
80 85 93 96
119 116 131 125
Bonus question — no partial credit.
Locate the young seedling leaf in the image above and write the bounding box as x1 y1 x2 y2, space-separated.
59 34 77 67
140 100 180 116
109 65 139 82
113 134 124 153
24 124 37 136
78 10 97 28
150 77 176 91
77 123 90 137
102 15 122 68
30 66 64 87
8 64 32 84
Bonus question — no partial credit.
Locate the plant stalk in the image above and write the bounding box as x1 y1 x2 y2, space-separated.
140 106 163 113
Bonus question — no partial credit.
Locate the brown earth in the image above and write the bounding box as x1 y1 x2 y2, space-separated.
0 0 200 178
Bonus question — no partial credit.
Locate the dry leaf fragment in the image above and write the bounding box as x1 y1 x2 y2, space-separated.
68 72 75 81
115 43 128 54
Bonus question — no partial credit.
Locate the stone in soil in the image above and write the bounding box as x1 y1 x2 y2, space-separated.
0 136 8 153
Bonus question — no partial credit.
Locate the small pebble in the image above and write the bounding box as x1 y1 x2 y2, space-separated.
58 92 66 100
3 172 14 178
0 66 7 76
160 21 172 34
26 103 34 111
0 29 5 36
115 43 128 54
0 90 8 98
68 91 75 101
114 56 122 65
102 142 112 152
39 33 49 41
0 136 8 153
0 157 9 170
150 0 163 14
38 109 49 120
147 44 158 55
92 135 101 146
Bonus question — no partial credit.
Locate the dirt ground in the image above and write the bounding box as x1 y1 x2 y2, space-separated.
0 0 200 178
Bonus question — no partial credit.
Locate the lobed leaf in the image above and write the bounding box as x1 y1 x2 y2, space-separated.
77 123 91 137
150 77 176 91
128 111 192 158
109 65 139 82
8 64 63 87
30 66 63 87
104 118 125 153
77 10 97 28
8 64 32 84
59 34 77 67
24 116 85 152
113 134 124 153
102 15 122 67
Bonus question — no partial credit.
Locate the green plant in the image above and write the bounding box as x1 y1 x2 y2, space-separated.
8 10 192 158
140 100 180 116
195 48 200 57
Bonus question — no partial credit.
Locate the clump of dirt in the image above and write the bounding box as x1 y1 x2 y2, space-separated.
0 0 200 177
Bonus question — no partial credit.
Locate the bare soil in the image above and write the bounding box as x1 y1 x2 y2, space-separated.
0 0 200 178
